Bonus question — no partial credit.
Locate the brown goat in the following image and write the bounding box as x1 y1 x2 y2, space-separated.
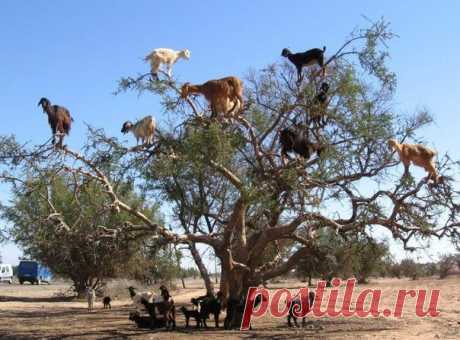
388 139 439 183
181 76 244 118
38 97 73 148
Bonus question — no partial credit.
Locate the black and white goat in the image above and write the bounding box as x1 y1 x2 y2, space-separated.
279 124 324 165
121 115 155 146
281 47 326 83
127 286 154 312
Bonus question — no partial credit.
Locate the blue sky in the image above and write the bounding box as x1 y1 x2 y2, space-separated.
0 1 459 265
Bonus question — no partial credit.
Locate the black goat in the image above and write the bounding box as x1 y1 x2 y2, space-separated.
140 297 175 329
199 291 224 328
129 311 155 329
281 47 326 83
316 82 330 103
190 292 223 328
279 125 324 165
38 97 73 148
180 306 203 328
159 285 171 301
103 296 111 309
311 82 330 126
224 293 264 330
287 291 315 327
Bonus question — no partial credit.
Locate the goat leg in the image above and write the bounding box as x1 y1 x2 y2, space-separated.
403 163 410 177
293 316 299 327
296 65 303 84
281 149 290 166
287 315 293 327
59 134 65 149
210 103 218 118
214 313 219 328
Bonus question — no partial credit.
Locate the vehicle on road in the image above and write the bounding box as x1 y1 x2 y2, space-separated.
0 264 13 284
17 260 52 285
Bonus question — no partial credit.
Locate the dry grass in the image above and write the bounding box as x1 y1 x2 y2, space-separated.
0 277 459 339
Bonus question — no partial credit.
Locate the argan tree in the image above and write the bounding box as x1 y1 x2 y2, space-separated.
1 172 159 296
1 19 459 327
295 231 390 284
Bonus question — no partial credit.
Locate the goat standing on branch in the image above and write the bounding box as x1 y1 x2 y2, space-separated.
279 124 324 165
38 97 73 148
181 76 244 118
144 48 191 80
388 139 440 184
311 82 330 126
281 46 326 83
121 115 155 146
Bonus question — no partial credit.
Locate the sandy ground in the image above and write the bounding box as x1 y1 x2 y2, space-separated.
0 277 459 339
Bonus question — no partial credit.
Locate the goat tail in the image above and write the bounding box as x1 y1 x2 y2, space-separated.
322 46 326 52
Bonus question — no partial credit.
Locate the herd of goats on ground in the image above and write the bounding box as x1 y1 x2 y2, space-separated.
85 284 313 329
40 45 442 330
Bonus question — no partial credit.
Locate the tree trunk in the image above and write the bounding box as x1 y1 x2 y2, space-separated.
224 268 252 329
219 264 228 297
189 242 214 295
75 280 87 298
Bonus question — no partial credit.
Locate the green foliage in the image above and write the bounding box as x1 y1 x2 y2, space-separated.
399 259 421 280
0 19 458 308
421 262 438 277
125 241 184 285
438 254 457 279
1 174 159 295
296 231 390 284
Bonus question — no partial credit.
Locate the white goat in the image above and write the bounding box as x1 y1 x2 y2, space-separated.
86 287 96 312
144 48 191 79
121 115 155 145
127 286 155 312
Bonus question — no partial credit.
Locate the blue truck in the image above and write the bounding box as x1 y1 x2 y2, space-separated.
17 260 52 284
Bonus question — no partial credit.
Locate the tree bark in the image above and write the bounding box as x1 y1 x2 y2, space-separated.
189 242 214 295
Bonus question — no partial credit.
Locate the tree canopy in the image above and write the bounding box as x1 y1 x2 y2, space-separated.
1 173 160 294
0 19 459 327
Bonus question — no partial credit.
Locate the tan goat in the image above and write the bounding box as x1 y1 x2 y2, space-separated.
388 139 439 183
181 76 244 118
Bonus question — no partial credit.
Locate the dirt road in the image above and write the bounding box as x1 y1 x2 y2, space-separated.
0 277 459 339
